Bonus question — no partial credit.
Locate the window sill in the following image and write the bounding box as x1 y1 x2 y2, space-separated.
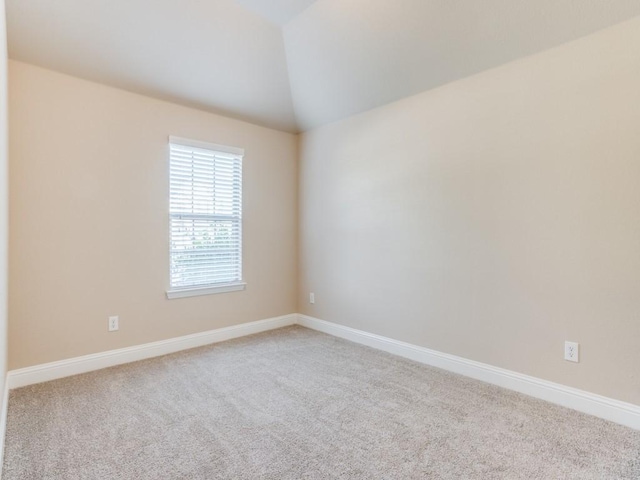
166 282 246 299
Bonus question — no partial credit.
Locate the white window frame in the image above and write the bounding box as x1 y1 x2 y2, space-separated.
166 136 245 299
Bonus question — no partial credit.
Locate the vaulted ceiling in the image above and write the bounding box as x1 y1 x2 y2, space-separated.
7 1 640 133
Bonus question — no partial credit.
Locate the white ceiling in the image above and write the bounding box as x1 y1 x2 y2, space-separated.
6 0 298 132
284 0 640 130
7 1 640 133
235 0 318 26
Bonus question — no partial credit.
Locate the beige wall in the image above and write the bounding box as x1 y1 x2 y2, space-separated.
9 61 298 369
299 17 640 405
0 0 8 393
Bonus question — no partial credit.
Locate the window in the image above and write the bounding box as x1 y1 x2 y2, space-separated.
166 136 244 299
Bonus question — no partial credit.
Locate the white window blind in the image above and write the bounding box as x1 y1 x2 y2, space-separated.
169 137 243 293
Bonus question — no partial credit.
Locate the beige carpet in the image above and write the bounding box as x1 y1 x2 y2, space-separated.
3 326 639 479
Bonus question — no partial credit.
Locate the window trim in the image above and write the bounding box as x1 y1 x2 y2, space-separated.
168 136 244 157
166 136 245 299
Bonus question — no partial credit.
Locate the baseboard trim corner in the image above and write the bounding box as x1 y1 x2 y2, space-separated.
7 313 298 389
297 314 640 431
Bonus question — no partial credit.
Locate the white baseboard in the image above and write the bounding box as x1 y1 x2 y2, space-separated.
7 314 297 389
298 314 640 431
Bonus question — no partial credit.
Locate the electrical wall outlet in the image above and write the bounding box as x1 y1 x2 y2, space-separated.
108 316 119 332
564 341 579 362
309 292 315 304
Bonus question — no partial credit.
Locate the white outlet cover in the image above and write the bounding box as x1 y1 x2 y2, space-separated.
109 315 119 332
564 341 579 362
309 292 315 304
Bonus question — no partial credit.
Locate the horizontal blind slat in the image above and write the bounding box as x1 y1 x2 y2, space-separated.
170 272 241 286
